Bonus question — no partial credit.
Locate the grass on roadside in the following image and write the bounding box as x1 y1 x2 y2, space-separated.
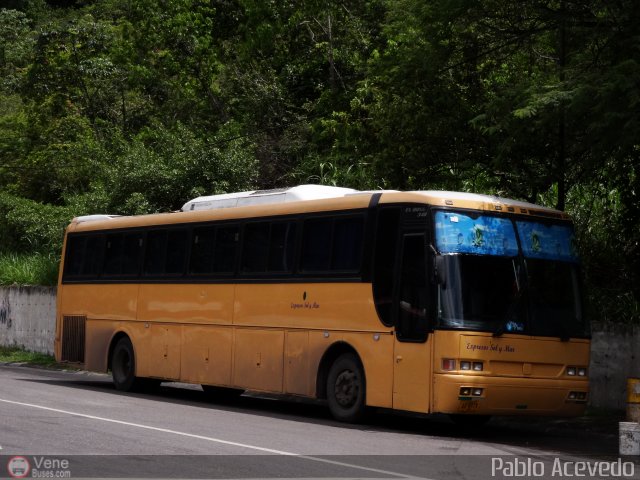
0 252 59 286
0 345 58 366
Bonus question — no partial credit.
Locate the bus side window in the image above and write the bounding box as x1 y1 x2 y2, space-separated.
103 234 124 275
189 226 216 274
145 231 167 275
268 222 297 273
332 217 364 271
301 218 332 272
104 232 143 277
396 233 429 341
83 235 105 276
300 215 364 274
213 225 239 274
144 229 187 276
64 234 104 280
372 208 401 327
165 230 187 274
242 222 270 272
242 221 297 274
64 236 87 277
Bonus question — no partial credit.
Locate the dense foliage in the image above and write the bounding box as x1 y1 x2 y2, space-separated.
0 0 638 324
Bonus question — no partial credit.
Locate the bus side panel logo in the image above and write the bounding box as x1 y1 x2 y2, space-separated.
7 456 30 479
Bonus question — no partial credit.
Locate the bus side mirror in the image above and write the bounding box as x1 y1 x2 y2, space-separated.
434 255 446 287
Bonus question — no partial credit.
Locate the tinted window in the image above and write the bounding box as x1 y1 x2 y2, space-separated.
83 236 104 275
332 217 364 271
373 208 401 326
242 221 297 274
144 231 167 275
104 232 143 276
103 234 125 275
166 230 188 274
64 235 105 279
269 222 297 272
144 229 187 276
301 215 364 273
242 222 270 272
189 226 216 274
301 218 332 271
65 236 87 277
397 234 429 341
213 226 238 273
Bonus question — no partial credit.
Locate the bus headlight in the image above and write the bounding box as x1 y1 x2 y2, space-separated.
459 387 483 397
566 366 576 376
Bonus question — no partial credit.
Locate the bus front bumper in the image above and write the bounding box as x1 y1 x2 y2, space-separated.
433 374 589 416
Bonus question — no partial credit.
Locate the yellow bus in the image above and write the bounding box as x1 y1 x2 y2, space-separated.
55 186 590 423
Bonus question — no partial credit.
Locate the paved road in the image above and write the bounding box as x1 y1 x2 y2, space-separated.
0 365 632 479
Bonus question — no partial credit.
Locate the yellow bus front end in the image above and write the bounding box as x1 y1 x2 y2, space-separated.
431 331 589 417
422 206 590 418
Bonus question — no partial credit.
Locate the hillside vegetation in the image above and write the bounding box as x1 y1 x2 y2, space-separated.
0 0 638 324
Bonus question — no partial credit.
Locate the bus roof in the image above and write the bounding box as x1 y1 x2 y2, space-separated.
69 188 570 232
181 185 358 211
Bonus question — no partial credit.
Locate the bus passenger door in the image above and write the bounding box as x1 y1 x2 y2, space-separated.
392 233 432 413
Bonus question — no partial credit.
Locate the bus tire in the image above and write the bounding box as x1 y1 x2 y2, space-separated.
111 336 140 392
327 353 366 423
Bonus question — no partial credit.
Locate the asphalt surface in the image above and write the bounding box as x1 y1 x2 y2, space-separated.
0 364 636 479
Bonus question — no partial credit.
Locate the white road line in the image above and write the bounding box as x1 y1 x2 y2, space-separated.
0 397 426 479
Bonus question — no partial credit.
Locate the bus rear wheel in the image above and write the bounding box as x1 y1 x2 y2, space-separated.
111 337 140 392
327 353 366 423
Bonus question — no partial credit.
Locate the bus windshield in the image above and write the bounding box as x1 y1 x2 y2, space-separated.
434 211 588 338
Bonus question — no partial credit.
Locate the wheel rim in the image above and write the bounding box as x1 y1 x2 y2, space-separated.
334 369 360 408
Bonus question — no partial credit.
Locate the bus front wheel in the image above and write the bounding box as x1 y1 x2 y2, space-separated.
111 337 140 392
327 353 366 423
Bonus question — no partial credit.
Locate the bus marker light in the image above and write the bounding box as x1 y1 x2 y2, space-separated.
460 361 471 370
323 331 330 338
473 362 483 371
373 334 380 341
442 359 456 371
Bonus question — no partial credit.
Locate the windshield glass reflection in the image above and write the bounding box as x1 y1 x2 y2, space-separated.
434 210 588 338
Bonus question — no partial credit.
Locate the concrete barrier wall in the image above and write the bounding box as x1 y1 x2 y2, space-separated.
0 285 638 410
0 286 56 355
589 323 640 410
